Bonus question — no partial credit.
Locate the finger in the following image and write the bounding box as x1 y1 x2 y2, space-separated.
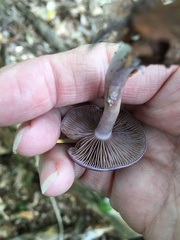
123 64 177 104
134 66 180 135
13 108 61 156
0 44 117 126
39 144 85 196
0 43 177 126
38 143 112 197
79 170 115 198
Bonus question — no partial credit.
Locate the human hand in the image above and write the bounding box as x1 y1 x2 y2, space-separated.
0 43 179 239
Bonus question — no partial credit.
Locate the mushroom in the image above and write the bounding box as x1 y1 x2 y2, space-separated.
61 42 146 171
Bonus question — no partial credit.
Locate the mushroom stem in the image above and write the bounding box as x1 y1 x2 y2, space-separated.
61 42 146 171
94 97 121 140
95 42 139 140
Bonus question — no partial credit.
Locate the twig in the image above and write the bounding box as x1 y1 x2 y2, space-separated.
0 43 9 67
49 197 64 240
15 2 68 52
71 181 142 239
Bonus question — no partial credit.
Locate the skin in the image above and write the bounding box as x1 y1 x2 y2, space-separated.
0 43 179 239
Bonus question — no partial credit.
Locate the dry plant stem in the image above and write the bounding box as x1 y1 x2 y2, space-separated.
16 2 68 52
72 181 141 238
50 197 64 240
57 138 76 144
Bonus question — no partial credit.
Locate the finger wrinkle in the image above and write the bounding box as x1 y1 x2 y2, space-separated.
49 53 79 106
44 55 60 107
49 44 118 107
149 65 179 102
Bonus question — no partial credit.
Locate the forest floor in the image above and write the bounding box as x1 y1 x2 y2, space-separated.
0 1 143 239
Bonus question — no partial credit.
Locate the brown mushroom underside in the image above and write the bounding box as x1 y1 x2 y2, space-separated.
61 105 146 171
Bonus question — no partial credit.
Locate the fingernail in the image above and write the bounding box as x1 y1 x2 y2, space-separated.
13 126 28 154
40 161 58 194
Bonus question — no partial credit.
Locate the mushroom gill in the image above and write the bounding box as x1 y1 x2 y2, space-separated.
60 42 146 171
61 105 146 171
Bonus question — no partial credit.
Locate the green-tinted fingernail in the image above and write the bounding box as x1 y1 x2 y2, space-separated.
41 171 58 194
13 126 27 154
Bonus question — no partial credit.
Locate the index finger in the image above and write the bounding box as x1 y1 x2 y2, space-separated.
0 43 175 126
0 44 116 126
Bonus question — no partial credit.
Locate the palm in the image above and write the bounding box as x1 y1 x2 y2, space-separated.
1 44 179 239
80 69 180 239
110 121 180 239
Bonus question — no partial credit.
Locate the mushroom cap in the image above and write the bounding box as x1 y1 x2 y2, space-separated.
61 105 146 171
